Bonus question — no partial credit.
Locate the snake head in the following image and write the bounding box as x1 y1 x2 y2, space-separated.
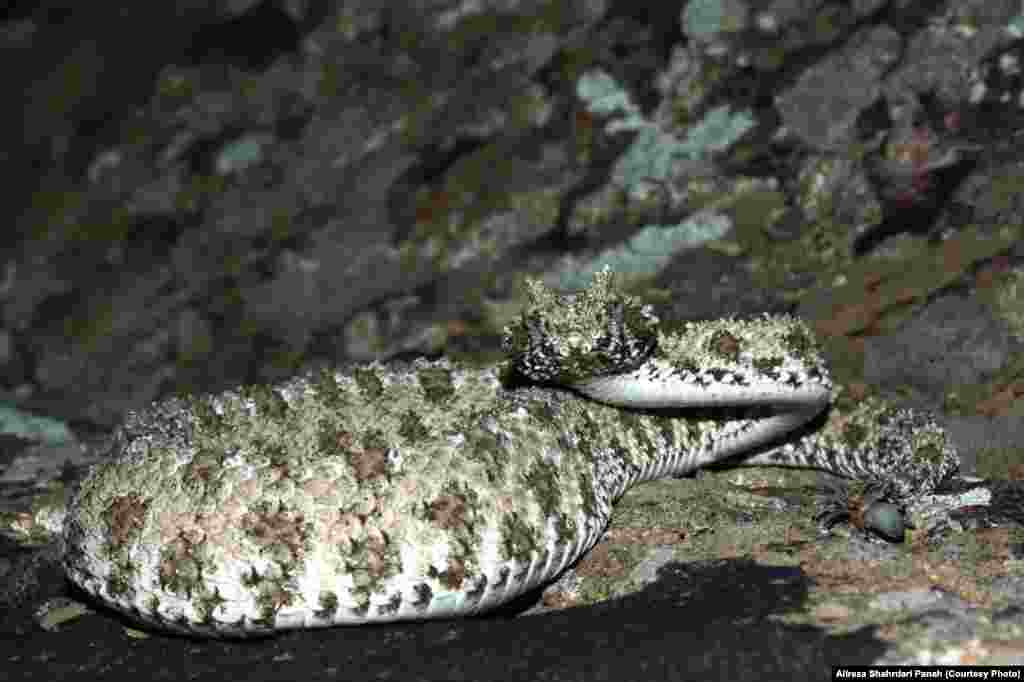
502 266 658 384
815 478 908 543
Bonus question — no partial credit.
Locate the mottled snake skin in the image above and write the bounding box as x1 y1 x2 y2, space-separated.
59 267 959 637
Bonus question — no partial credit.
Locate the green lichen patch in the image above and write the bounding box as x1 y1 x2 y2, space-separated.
314 591 339 621
237 383 291 421
459 428 508 486
417 365 456 404
312 366 349 410
105 558 137 599
244 566 300 626
158 535 206 598
501 513 541 564
194 587 227 625
973 446 1024 481
397 410 430 442
781 324 818 365
604 410 658 469
352 366 385 399
523 459 564 525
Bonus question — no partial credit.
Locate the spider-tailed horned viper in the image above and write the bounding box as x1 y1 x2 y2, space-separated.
21 267 963 637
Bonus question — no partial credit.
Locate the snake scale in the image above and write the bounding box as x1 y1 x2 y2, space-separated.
52 267 958 637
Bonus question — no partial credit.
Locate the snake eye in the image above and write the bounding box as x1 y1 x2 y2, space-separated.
863 501 906 542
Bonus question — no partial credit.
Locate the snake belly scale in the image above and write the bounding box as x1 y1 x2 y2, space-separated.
60 267 959 637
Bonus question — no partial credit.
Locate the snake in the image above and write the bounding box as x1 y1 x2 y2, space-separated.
40 267 959 637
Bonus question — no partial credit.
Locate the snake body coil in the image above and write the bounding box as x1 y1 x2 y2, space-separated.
61 268 958 637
